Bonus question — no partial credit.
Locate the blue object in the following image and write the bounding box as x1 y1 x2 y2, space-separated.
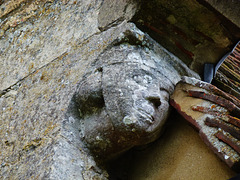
203 63 215 83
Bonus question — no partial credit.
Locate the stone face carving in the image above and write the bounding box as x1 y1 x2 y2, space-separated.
71 26 199 159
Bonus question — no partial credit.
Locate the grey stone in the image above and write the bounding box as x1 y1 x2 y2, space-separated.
0 0 102 91
69 25 199 159
0 0 201 179
98 0 138 31
0 19 134 179
205 0 240 28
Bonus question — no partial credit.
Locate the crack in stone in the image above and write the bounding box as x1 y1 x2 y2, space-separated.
0 51 68 97
0 20 129 97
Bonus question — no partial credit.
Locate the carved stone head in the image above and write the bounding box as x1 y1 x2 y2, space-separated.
71 27 199 159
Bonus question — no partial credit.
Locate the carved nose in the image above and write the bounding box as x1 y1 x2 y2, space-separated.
146 96 161 109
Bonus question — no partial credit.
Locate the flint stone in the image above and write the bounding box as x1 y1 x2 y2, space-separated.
70 27 199 159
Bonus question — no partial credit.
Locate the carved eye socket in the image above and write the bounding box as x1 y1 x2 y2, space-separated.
74 70 105 117
77 91 105 117
146 96 161 109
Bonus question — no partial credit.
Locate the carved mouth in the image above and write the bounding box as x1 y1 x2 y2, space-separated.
137 108 155 123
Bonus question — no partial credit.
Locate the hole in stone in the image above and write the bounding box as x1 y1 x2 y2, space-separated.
146 97 161 109
76 92 105 117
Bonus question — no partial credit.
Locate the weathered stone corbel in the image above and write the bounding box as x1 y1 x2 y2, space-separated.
67 24 199 161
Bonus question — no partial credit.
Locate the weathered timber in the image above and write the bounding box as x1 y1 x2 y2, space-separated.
170 76 240 172
213 41 240 100
215 131 240 155
205 117 240 140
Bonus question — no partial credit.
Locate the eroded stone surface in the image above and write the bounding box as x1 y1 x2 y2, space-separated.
98 0 138 31
0 0 142 178
70 26 199 159
0 14 198 177
0 17 137 180
2 0 239 179
0 0 102 91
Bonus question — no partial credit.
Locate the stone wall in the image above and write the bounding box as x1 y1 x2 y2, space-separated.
1 0 138 179
1 0 239 179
